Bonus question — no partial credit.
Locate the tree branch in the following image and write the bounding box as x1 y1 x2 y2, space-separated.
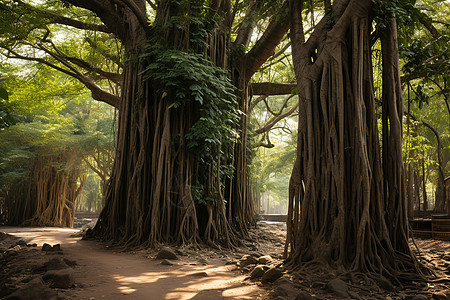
12 0 112 33
65 0 129 42
146 0 157 11
406 112 445 179
233 0 261 49
251 82 297 95
248 95 267 114
240 1 290 82
254 101 298 134
83 157 106 181
419 15 440 38
2 46 120 108
114 0 148 30
51 15 111 33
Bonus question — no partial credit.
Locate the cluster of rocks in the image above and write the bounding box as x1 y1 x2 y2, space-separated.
234 253 450 300
235 254 314 299
0 232 37 253
41 243 62 253
238 254 284 283
1 238 77 300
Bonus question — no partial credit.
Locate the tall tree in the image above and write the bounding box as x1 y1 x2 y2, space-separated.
286 0 427 281
1 0 291 246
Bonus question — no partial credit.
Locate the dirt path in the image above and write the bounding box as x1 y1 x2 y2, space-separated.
1 226 267 300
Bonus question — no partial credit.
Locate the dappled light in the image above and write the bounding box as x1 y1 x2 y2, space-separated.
111 266 260 299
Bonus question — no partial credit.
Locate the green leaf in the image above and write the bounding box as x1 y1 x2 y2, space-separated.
0 88 8 100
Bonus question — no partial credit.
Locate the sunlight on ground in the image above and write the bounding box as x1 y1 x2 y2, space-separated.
118 286 137 294
112 265 260 299
0 226 80 246
113 273 168 284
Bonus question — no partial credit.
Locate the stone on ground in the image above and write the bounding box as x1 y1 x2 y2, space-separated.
43 269 75 288
250 265 269 279
258 255 272 264
261 267 283 283
326 278 349 298
295 291 315 300
272 282 298 298
155 247 178 260
239 255 258 267
160 259 174 266
44 258 70 271
5 277 61 300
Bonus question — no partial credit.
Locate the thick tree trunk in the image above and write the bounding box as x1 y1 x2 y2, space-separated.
94 1 238 247
286 0 425 281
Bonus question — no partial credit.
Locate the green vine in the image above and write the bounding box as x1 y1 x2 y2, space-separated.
142 46 240 205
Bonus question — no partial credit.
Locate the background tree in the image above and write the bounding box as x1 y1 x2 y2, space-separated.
400 0 449 214
0 64 115 226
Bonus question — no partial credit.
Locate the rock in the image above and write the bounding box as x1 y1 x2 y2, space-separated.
44 258 70 271
17 240 27 247
160 259 174 266
155 247 178 260
5 276 61 300
250 265 269 280
432 292 450 300
261 267 283 283
273 283 298 298
7 245 21 252
52 244 61 251
43 269 75 288
295 291 315 300
239 255 258 267
41 243 53 251
258 255 272 264
326 278 349 298
62 258 77 267
189 271 208 277
0 232 20 250
411 295 429 300
198 258 208 265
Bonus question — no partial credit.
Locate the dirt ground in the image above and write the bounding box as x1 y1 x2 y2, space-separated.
1 222 450 300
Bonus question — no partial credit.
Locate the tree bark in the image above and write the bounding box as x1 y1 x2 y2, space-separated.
286 0 425 280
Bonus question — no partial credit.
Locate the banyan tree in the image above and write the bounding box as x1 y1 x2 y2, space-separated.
29 0 290 247
285 0 428 281
1 147 84 227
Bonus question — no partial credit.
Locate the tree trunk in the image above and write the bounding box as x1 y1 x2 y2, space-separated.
286 0 426 281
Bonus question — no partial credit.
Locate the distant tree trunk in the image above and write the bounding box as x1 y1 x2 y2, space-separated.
286 0 426 281
422 156 428 212
415 169 421 213
1 153 83 227
407 165 414 218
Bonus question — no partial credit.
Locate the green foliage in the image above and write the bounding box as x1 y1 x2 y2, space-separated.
142 44 240 204
143 47 240 149
250 95 298 214
372 0 420 28
0 63 115 213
